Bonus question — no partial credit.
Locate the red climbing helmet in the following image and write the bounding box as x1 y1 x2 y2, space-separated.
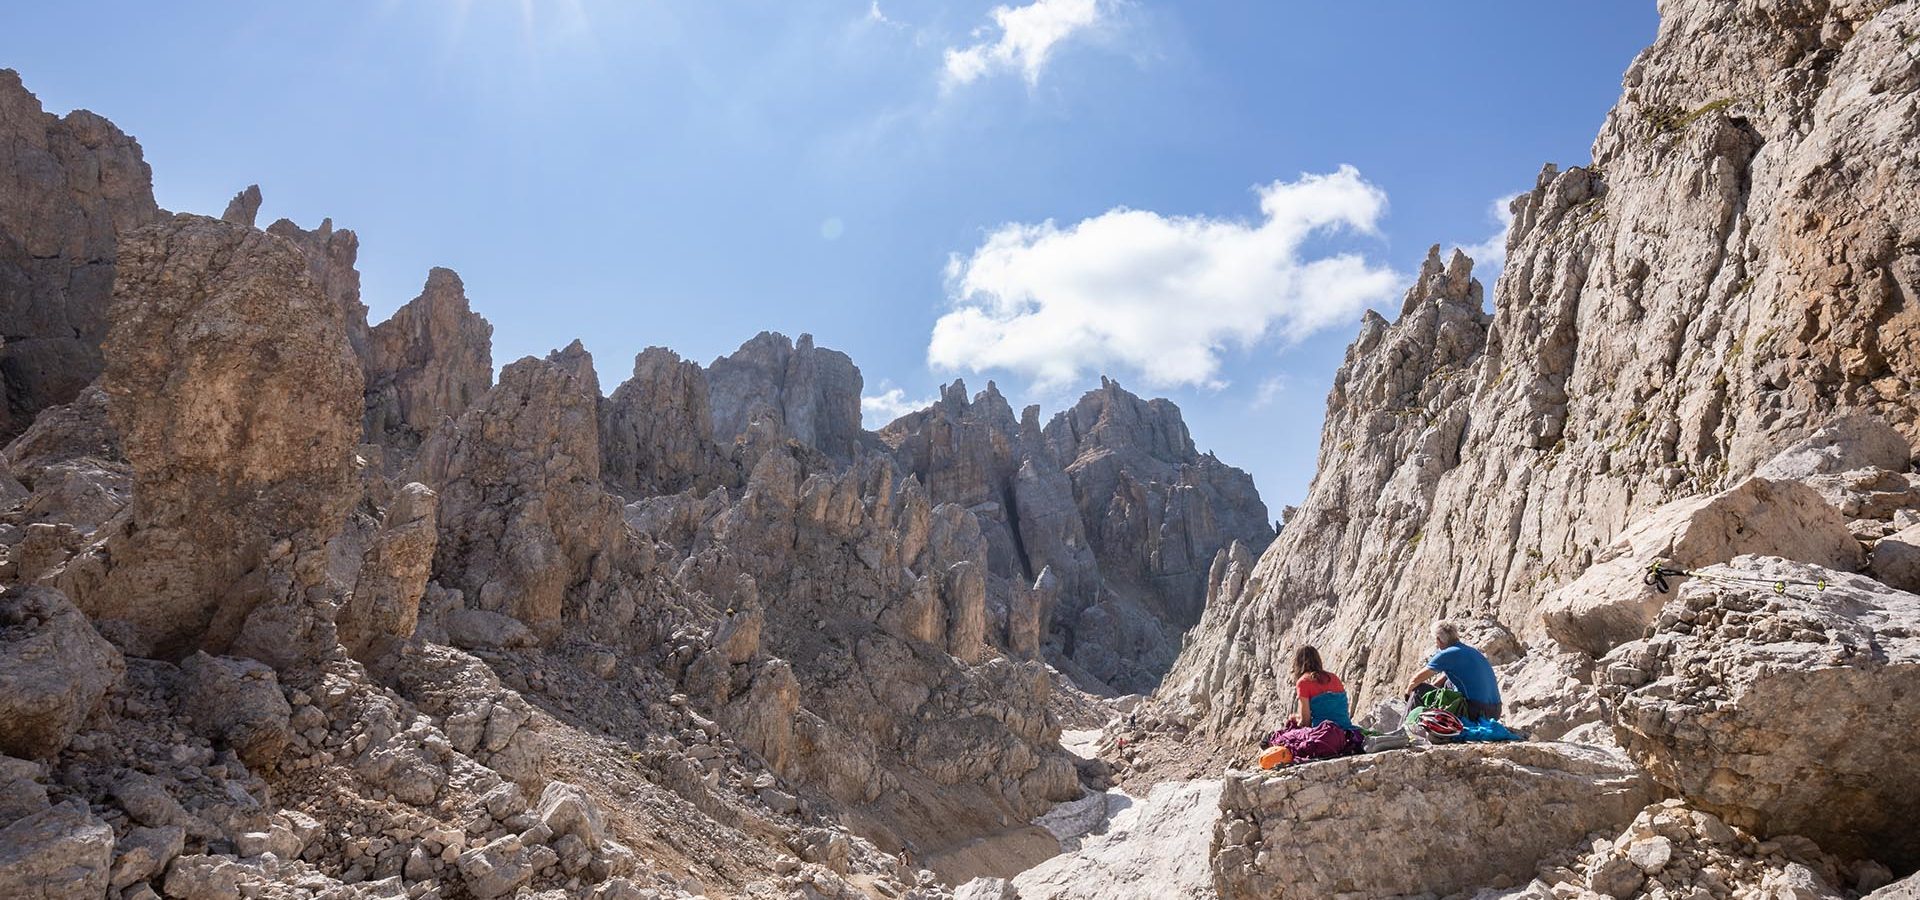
1418 709 1463 737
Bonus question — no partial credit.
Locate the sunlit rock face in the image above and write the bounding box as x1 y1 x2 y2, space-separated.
1161 0 1920 742
0 68 161 438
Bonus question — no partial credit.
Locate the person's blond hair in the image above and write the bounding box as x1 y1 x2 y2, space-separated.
1433 620 1460 645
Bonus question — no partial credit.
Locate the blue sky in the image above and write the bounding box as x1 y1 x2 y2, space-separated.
2 1 1656 509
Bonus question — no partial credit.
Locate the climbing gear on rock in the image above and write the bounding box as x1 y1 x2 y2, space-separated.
1259 746 1293 769
1417 709 1463 738
1644 560 1829 596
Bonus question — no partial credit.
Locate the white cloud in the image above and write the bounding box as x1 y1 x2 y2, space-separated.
1454 193 1520 276
861 386 935 428
943 0 1107 87
928 166 1402 390
866 0 910 32
1253 375 1287 409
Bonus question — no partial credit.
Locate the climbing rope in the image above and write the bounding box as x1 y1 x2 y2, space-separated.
1643 560 1828 596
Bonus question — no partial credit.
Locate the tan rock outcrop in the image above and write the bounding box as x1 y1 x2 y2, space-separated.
708 332 866 460
62 214 362 661
0 69 161 437
0 586 122 759
418 345 632 638
338 481 438 660
600 347 733 498
220 184 262 228
1212 743 1652 899
1 385 128 551
265 213 371 366
364 268 494 450
1604 557 1920 869
1539 475 1863 657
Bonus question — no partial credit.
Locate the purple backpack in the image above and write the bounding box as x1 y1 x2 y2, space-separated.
1262 721 1363 761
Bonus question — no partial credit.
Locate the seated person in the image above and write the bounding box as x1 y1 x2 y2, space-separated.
1292 645 1353 729
1406 620 1503 720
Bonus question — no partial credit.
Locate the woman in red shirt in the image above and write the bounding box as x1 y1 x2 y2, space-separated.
1292 646 1354 729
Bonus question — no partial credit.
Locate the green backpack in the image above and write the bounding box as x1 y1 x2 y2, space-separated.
1404 686 1467 731
1424 687 1467 716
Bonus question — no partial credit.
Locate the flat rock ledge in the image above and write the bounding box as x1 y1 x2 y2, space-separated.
1212 742 1653 900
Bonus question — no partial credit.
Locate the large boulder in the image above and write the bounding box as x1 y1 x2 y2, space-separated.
178 653 293 771
1755 414 1913 482
0 586 123 760
0 756 49 827
65 214 362 661
3 384 122 486
1211 743 1652 899
1868 521 1920 594
2 385 130 538
338 481 438 659
1540 476 1863 657
1604 557 1920 869
0 801 114 899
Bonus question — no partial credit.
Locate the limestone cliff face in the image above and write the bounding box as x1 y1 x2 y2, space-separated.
0 69 161 437
600 346 736 499
418 345 633 638
265 214 371 367
1160 0 1920 737
1043 380 1273 677
879 378 1272 694
708 332 868 461
364 267 494 449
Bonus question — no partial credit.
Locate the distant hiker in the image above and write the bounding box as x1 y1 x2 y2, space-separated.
1291 645 1353 729
1406 621 1502 721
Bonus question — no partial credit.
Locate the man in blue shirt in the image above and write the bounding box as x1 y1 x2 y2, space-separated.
1407 621 1502 720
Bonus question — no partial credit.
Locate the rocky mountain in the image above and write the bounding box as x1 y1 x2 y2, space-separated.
0 63 1269 899
878 377 1273 694
9 0 1920 895
1160 0 1920 733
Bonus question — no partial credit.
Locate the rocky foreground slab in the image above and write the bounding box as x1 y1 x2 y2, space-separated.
1212 743 1652 900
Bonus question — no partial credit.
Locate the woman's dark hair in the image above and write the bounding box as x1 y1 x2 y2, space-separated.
1292 645 1328 683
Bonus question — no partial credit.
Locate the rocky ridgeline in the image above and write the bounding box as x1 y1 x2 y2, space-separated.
880 378 1273 694
0 64 1268 899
